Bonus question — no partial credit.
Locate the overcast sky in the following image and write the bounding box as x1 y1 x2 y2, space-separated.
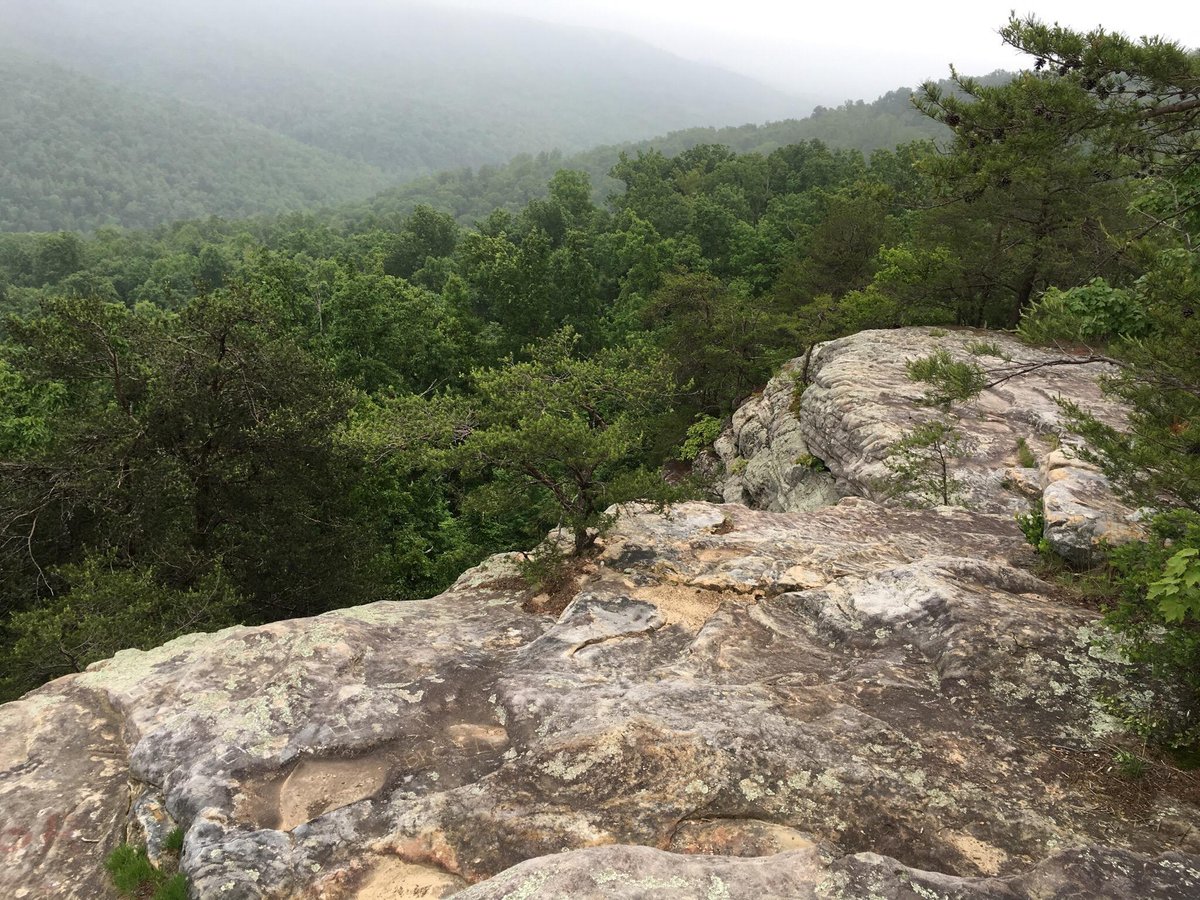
439 0 1195 102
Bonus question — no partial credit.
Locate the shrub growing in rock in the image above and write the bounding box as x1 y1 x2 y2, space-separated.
883 419 967 507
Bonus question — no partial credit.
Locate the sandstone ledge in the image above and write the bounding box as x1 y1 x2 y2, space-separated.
2 498 1196 898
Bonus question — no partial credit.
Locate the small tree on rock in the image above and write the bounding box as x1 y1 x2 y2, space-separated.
884 420 967 508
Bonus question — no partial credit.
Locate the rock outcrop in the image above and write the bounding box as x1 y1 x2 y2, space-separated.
714 355 839 513
2 328 1196 900
718 327 1144 563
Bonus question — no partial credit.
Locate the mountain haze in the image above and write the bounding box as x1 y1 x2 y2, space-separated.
0 0 809 230
0 52 392 232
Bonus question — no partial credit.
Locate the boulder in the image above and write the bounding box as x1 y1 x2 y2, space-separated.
719 327 1142 560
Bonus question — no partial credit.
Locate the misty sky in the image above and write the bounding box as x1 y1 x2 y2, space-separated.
440 0 1195 102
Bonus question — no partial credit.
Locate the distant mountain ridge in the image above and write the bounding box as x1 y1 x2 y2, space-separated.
0 0 812 230
337 83 961 228
0 52 392 233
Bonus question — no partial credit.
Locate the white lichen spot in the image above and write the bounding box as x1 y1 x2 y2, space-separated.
739 777 764 801
543 751 597 782
787 771 812 790
816 771 842 792
593 871 689 890
498 870 551 900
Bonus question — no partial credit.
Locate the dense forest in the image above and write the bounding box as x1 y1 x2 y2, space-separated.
1 15 1199 772
0 0 809 231
0 53 392 233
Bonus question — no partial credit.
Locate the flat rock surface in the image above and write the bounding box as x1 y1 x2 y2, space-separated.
454 844 1200 900
2 499 1197 898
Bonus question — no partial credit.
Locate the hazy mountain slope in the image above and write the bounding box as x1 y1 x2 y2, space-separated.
1 0 807 178
0 55 393 232
341 85 953 226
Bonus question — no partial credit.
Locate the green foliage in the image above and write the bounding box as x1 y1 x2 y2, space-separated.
1019 278 1150 344
676 415 723 462
1015 502 1050 555
883 419 967 507
965 340 1009 360
1059 252 1200 516
1015 437 1038 469
106 845 159 895
1149 548 1200 624
905 350 986 406
646 273 794 413
391 329 675 556
162 828 185 854
1112 749 1149 780
0 556 240 698
517 541 571 594
903 15 1199 326
1096 512 1200 752
105 843 188 900
795 453 827 471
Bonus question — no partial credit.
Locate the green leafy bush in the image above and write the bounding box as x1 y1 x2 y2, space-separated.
1019 277 1150 344
676 415 723 462
1098 511 1200 753
1015 502 1050 554
1149 547 1200 624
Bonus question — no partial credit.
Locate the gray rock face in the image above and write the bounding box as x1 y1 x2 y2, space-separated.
714 356 840 512
1 328 1193 900
455 844 1200 900
719 327 1142 561
2 499 1198 899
